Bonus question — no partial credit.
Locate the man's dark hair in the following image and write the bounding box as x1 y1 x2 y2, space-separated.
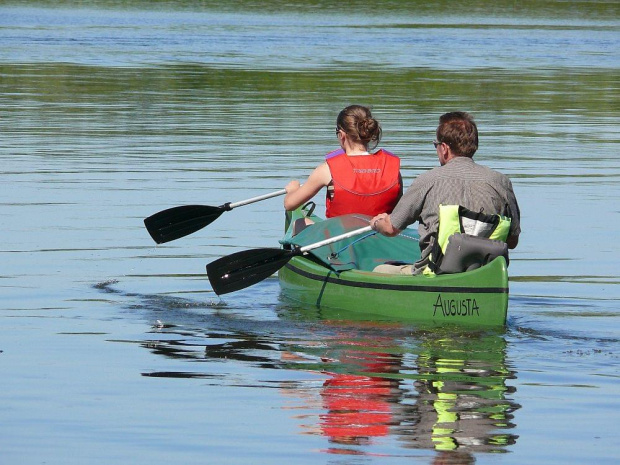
436 112 478 158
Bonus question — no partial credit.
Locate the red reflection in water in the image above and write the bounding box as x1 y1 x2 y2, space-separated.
316 345 399 449
320 373 392 442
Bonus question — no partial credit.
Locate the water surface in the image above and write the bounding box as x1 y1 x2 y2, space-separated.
1 2 618 464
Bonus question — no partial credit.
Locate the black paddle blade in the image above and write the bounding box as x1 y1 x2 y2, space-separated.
144 205 225 244
206 248 297 295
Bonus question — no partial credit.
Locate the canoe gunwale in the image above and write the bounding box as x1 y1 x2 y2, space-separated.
283 260 509 294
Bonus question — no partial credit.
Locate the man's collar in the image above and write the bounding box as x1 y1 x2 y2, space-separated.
446 155 474 164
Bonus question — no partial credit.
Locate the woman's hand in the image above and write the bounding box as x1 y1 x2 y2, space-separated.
284 163 331 211
285 180 301 194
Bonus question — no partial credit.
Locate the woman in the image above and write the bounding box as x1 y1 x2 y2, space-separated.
284 105 402 219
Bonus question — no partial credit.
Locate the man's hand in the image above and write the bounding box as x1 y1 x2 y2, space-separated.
370 213 401 237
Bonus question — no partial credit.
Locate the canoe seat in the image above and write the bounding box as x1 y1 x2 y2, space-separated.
291 201 317 236
437 233 509 274
292 218 311 236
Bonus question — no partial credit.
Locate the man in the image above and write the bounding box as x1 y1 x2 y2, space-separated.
370 111 520 274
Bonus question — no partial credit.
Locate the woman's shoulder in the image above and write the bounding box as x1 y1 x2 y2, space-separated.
310 161 332 184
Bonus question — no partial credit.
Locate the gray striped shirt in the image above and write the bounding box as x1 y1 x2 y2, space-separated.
391 156 521 273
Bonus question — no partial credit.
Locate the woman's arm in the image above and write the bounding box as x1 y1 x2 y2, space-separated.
284 162 331 211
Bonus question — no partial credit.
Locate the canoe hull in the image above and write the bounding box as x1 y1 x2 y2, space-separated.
278 207 509 327
279 255 508 326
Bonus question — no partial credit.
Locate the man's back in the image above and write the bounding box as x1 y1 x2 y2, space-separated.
390 156 520 272
370 111 521 275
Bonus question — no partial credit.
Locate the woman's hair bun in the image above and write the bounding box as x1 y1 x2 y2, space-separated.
337 105 382 149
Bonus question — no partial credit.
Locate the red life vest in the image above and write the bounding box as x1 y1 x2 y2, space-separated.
325 148 401 218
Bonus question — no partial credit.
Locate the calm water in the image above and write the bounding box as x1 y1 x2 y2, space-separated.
1 2 619 464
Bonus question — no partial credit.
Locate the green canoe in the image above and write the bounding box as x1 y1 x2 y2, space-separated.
278 207 509 327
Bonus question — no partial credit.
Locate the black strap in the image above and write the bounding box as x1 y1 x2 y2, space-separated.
301 201 316 217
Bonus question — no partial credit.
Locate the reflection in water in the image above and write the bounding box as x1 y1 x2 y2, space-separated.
316 345 400 449
122 283 520 458
283 330 519 456
407 335 518 453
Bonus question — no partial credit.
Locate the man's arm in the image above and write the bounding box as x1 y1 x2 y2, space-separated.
503 177 521 250
506 235 519 249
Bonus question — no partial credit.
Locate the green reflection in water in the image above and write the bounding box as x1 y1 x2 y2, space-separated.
282 327 517 454
6 0 619 19
1 63 616 115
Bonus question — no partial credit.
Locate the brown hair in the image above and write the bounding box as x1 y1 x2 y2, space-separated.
336 105 382 150
436 111 478 158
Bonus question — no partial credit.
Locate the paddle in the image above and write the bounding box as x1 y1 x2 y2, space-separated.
206 225 373 295
144 189 287 244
